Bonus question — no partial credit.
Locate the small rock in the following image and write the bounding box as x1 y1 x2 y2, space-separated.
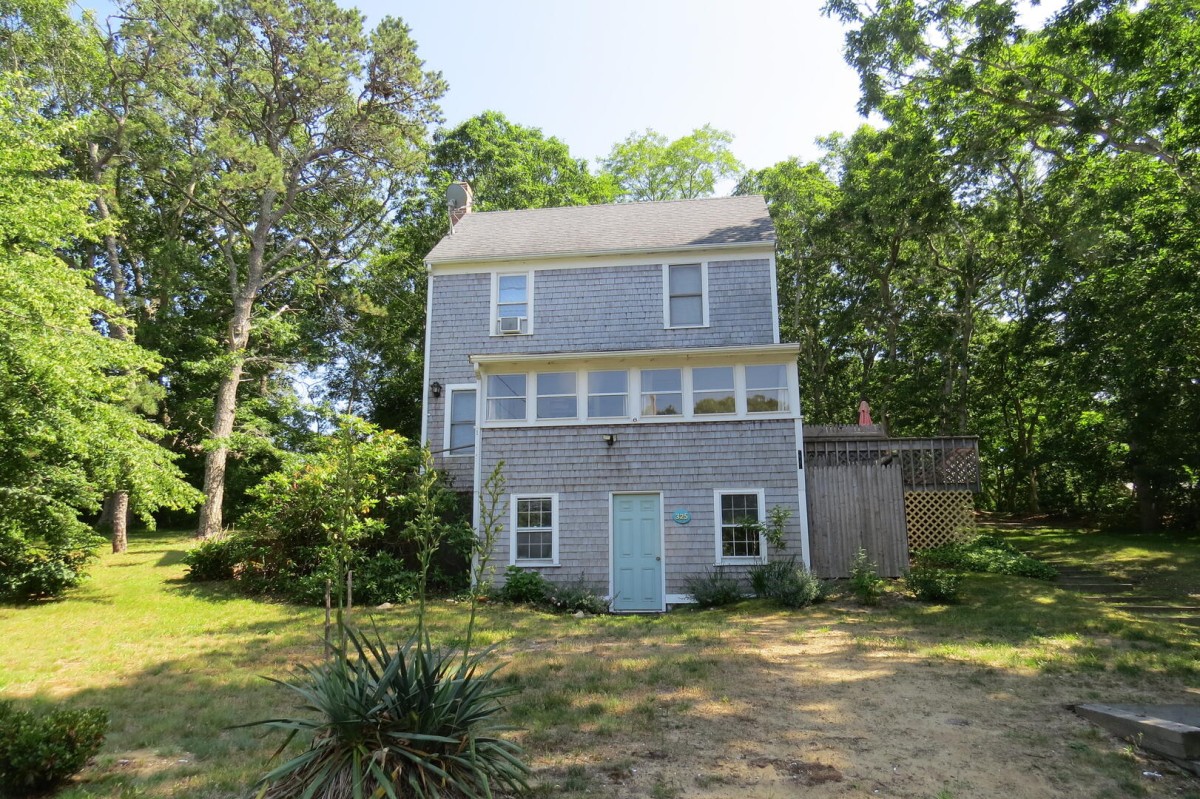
945 717 971 726
376 602 393 609
573 610 586 618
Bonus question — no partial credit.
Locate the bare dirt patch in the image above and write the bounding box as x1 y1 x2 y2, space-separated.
517 608 1200 799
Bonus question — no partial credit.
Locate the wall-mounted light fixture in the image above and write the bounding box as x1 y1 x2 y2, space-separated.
430 381 443 399
602 433 616 447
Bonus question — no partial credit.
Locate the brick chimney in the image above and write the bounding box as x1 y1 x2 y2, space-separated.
447 181 473 231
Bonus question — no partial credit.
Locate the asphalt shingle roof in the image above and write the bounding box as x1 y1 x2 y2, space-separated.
424 195 775 263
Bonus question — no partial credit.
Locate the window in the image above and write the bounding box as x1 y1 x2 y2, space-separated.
641 368 682 416
665 263 706 327
494 272 530 334
746 364 789 413
486 373 526 420
446 388 476 456
512 494 557 565
537 372 577 419
693 366 735 415
715 490 766 563
587 370 627 418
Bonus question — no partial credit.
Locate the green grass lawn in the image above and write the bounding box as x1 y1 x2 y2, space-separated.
994 523 1200 598
1 526 1197 799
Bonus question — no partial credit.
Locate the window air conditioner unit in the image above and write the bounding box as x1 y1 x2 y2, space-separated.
498 316 524 334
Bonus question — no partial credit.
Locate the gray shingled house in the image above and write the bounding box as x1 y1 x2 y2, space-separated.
421 191 809 612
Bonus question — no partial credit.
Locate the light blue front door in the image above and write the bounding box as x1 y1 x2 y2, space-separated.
612 494 663 612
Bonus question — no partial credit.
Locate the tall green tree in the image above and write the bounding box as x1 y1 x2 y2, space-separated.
0 75 198 572
600 124 743 202
825 0 1200 528
114 0 446 537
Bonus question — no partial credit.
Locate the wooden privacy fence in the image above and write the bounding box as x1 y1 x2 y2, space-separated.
803 427 980 576
806 462 908 577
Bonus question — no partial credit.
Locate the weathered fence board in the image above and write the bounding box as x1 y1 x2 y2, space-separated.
806 464 909 577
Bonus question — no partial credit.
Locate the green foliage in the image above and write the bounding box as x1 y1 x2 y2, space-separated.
247 628 529 799
0 700 107 797
0 513 105 601
749 558 827 609
499 566 550 606
182 536 244 582
600 124 743 201
904 566 962 604
917 535 1057 581
545 578 610 615
849 548 885 605
684 569 744 608
192 418 469 605
0 74 199 582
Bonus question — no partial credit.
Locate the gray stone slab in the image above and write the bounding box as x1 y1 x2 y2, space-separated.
1074 704 1200 759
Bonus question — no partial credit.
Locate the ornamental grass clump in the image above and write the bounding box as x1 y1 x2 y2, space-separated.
249 628 528 799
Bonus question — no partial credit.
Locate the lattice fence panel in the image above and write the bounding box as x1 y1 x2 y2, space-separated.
904 490 976 550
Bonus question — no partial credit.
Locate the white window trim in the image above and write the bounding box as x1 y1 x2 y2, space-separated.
485 372 529 422
490 269 534 336
691 364 738 418
510 493 559 567
535 371 580 421
442 383 477 458
662 262 710 329
713 488 768 566
745 363 793 416
481 362 798 428
585 369 629 421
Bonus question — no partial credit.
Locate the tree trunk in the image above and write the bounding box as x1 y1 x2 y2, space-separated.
110 492 129 553
196 361 245 538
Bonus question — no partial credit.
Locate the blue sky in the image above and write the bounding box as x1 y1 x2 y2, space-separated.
378 1 867 173
75 0 1061 181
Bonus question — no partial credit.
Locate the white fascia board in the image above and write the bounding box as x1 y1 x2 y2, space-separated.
468 343 800 370
428 242 775 275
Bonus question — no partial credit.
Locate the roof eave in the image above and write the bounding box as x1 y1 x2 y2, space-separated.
426 237 776 267
468 343 799 367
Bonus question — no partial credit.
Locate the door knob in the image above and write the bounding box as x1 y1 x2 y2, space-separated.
656 556 661 561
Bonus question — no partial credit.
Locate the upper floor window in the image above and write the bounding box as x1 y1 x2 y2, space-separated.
641 368 683 416
486 373 526 420
536 372 577 419
665 263 707 328
493 272 531 335
692 366 735 415
587 370 628 418
446 387 476 456
746 365 789 413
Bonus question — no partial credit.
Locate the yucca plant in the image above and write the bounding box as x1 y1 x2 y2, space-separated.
248 627 529 799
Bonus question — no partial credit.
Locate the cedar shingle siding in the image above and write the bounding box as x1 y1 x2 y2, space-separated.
422 195 806 607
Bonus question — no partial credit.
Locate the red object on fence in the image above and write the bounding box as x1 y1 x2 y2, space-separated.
858 400 872 426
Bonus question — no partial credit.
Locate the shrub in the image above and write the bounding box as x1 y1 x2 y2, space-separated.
917 534 1057 580
905 566 962 603
0 701 107 797
749 559 795 598
186 420 472 605
545 577 609 614
749 557 825 608
0 524 103 601
684 569 744 608
849 548 884 605
249 627 529 799
770 566 826 608
182 536 244 582
346 552 419 606
499 566 550 605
